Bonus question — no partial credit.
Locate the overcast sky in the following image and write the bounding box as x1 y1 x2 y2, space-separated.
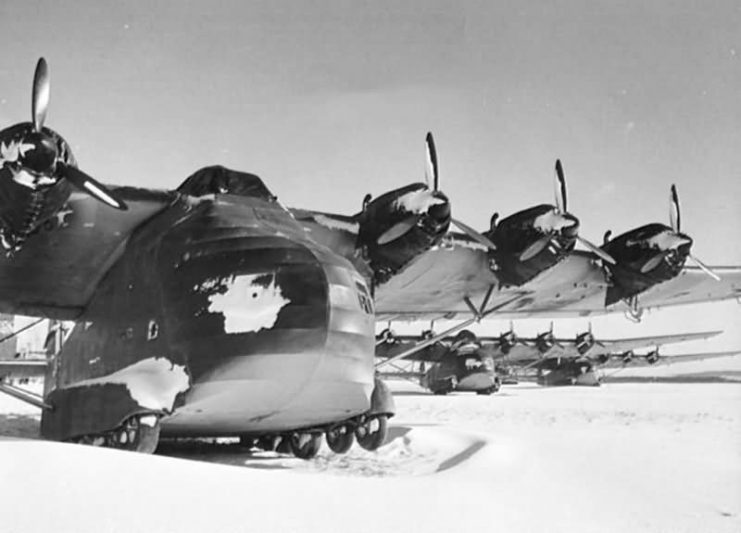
1 1 739 345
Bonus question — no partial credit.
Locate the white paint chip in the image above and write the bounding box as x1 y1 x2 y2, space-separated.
202 273 290 334
393 189 445 214
69 357 190 411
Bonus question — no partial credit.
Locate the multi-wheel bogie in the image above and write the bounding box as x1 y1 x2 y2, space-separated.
65 411 393 460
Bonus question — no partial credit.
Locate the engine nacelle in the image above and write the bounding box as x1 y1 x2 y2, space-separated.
498 330 518 355
484 204 579 286
602 223 692 306
357 183 450 284
0 123 75 251
575 330 595 355
535 329 557 354
646 350 660 365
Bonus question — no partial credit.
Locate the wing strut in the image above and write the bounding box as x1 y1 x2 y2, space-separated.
0 381 50 409
0 317 46 345
375 288 527 369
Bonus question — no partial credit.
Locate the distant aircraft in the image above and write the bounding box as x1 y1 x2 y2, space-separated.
1 59 740 457
376 325 730 387
377 330 501 395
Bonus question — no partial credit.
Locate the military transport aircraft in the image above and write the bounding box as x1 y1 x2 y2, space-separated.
1 59 740 458
375 325 731 388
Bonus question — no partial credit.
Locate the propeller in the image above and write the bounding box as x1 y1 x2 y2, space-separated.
517 160 615 264
32 58 50 132
377 215 421 245
668 184 719 281
557 160 617 265
423 132 498 251
18 58 128 211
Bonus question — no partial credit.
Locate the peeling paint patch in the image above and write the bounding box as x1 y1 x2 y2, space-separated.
449 236 489 252
70 357 189 411
313 214 359 233
533 209 576 232
393 189 445 214
199 273 291 333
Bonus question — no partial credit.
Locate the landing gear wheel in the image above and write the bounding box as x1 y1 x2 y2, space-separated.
325 424 355 454
108 414 161 454
355 415 388 451
256 435 280 452
476 388 493 395
288 432 323 460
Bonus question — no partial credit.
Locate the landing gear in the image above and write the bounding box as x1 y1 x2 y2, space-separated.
288 432 323 459
325 424 355 454
107 414 161 453
71 414 161 454
355 415 388 451
255 435 281 452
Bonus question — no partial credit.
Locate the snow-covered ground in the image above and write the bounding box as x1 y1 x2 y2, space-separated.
1 379 740 533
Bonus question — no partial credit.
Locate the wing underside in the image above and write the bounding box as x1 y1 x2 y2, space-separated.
0 187 176 318
372 240 741 321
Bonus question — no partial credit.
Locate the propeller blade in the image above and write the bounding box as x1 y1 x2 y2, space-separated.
554 159 567 213
451 217 497 251
519 236 550 261
669 184 681 232
576 235 617 264
688 254 721 281
425 132 439 192
640 252 668 273
32 58 50 132
58 163 128 211
377 215 420 245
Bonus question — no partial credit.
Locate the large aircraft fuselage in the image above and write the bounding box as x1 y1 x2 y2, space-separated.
41 181 376 441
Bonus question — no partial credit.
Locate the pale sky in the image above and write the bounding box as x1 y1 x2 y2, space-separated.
1 1 739 349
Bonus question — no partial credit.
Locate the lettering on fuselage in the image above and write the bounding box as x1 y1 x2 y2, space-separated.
195 273 291 334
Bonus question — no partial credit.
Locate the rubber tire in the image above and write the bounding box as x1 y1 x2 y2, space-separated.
355 416 388 451
110 415 160 454
326 425 355 454
256 435 280 451
289 432 323 460
135 421 161 454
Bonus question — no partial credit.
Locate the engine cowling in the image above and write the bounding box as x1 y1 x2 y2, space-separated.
357 182 450 284
602 223 692 305
483 204 579 286
0 123 75 251
575 329 595 355
535 328 557 354
498 329 518 355
645 350 660 365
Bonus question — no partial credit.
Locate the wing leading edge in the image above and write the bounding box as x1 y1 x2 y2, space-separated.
373 240 741 321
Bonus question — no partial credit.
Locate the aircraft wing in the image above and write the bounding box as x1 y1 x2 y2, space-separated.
490 330 723 365
0 187 177 319
598 350 739 369
373 237 741 321
376 338 448 363
581 330 723 355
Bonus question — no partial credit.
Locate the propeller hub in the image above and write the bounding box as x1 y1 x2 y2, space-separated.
20 132 58 175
